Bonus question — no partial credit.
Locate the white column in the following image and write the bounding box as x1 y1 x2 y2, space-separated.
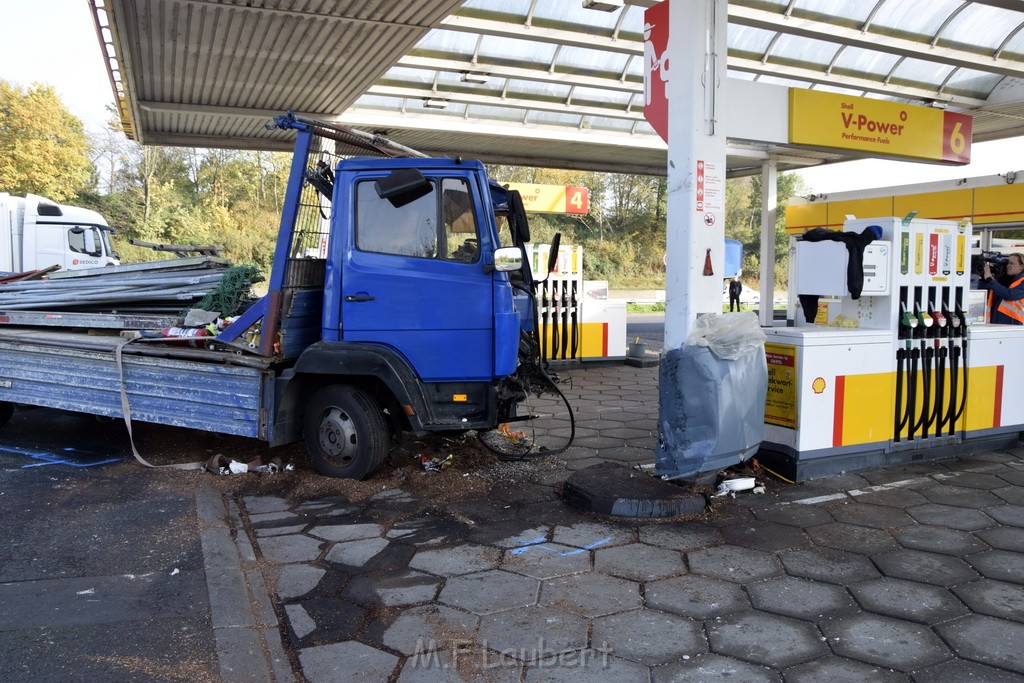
663 0 729 350
759 159 778 327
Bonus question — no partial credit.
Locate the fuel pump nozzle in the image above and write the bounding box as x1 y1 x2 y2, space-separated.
944 304 960 336
900 302 918 338
915 303 933 336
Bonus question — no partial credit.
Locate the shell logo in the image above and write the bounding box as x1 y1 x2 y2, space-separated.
812 377 826 394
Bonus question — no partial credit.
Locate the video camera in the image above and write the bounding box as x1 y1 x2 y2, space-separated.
972 250 1009 280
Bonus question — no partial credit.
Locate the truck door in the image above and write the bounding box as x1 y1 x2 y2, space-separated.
338 173 496 382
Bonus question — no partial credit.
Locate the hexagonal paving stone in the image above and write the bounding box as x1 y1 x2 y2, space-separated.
707 611 826 669
718 521 811 552
871 548 979 586
594 543 684 582
848 488 930 509
244 495 291 514
984 504 1024 527
250 511 308 537
638 522 724 552
502 542 592 580
849 577 968 624
906 504 996 531
478 606 588 663
783 656 908 683
827 502 914 529
310 522 383 542
893 524 989 556
944 472 1009 490
919 485 1004 509
539 572 640 618
257 534 325 564
996 467 1024 487
993 485 1024 505
953 579 1024 623
382 605 480 656
299 641 398 681
687 545 782 584
747 576 857 621
324 538 390 568
935 614 1024 674
912 657 1024 683
779 548 881 585
439 569 539 615
494 526 552 549
342 570 441 607
645 574 750 619
275 564 327 600
806 523 898 555
408 543 501 576
523 652 647 682
385 518 469 545
967 549 1024 584
591 609 705 666
651 653 779 682
753 504 834 527
397 647 523 683
551 522 634 549
820 614 951 671
974 525 1024 552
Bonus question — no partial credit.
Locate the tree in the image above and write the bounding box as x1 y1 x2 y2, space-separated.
0 81 92 201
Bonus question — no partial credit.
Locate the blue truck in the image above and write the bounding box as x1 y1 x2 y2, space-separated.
0 115 555 478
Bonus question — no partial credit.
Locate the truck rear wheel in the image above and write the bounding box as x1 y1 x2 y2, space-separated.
304 386 388 479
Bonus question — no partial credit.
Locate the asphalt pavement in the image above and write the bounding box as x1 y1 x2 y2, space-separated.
2 329 1024 682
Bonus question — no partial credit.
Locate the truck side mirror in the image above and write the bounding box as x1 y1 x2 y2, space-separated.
84 229 98 256
375 168 432 208
493 246 522 272
546 233 561 275
507 190 530 243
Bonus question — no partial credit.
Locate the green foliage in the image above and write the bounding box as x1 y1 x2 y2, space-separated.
3 87 807 291
0 81 92 201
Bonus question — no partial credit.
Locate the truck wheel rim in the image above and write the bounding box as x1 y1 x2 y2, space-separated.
317 407 358 465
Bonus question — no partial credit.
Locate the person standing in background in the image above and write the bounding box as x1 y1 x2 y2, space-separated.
729 277 742 312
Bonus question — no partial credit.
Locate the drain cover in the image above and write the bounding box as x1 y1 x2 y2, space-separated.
563 462 706 518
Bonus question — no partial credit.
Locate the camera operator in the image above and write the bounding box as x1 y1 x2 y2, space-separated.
980 252 1024 324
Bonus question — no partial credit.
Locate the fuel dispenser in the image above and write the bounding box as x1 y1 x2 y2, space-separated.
761 216 1024 481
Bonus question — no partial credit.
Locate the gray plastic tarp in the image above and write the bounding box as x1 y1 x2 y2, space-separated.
657 313 768 481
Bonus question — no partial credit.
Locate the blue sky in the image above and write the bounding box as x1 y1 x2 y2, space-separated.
1 0 114 134
3 0 1024 195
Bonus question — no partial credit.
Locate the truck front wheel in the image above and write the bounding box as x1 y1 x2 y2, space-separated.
304 386 388 479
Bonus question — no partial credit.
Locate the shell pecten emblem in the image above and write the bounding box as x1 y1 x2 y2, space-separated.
812 377 826 394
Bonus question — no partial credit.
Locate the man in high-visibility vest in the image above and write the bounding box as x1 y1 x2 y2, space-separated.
981 253 1024 324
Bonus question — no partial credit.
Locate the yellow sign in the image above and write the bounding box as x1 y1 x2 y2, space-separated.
789 89 971 164
765 343 798 429
506 183 589 214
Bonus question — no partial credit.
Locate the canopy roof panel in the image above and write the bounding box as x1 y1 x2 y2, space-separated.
92 0 1024 176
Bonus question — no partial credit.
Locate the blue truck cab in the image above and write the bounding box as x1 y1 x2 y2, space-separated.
0 115 545 479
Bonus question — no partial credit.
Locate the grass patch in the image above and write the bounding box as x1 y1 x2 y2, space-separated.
626 302 666 313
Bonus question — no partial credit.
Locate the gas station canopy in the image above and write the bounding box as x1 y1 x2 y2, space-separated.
92 0 1024 176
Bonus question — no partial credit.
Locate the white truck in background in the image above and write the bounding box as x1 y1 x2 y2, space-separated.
0 193 119 274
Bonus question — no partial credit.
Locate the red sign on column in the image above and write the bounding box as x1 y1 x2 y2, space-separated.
643 0 670 142
928 233 939 275
696 160 705 212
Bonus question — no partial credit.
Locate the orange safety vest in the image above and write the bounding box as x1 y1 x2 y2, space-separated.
988 275 1024 324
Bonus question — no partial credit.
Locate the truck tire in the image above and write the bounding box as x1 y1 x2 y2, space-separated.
304 385 388 479
0 401 12 429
